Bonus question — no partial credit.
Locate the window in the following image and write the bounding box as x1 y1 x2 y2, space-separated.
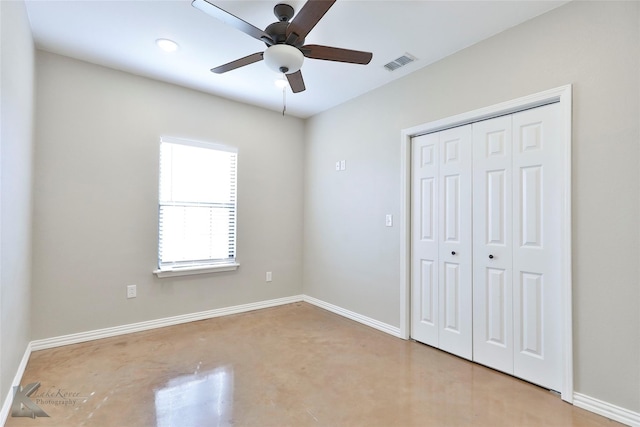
155 136 238 277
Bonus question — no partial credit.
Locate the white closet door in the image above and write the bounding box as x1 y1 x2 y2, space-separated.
411 101 565 391
411 133 440 347
472 115 514 373
437 125 473 360
512 103 562 391
411 126 472 360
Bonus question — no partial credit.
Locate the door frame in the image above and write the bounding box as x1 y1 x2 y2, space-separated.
399 85 573 402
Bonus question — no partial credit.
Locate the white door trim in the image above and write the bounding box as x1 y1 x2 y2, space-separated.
399 85 573 402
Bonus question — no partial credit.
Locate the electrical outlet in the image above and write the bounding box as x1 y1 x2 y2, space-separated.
340 160 346 171
127 284 137 299
266 272 272 282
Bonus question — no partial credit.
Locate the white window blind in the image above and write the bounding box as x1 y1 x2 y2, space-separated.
158 136 237 271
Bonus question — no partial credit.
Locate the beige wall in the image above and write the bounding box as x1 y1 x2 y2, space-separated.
0 0 34 405
32 51 305 339
303 1 640 412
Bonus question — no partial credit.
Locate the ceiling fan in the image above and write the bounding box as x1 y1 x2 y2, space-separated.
192 0 373 93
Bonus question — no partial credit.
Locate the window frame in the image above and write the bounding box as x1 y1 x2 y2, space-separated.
153 136 239 278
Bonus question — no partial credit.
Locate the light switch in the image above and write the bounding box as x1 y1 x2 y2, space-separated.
335 161 341 171
385 214 393 227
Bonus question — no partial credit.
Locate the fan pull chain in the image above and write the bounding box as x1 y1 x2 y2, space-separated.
282 73 287 116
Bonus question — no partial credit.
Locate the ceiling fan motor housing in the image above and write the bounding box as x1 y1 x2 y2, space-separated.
264 22 305 47
265 3 305 46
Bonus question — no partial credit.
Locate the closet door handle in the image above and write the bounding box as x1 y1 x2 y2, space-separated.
489 254 494 259
451 251 456 255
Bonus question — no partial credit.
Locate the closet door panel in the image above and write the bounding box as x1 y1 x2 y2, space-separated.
472 115 514 373
512 103 562 391
438 125 473 360
411 134 440 347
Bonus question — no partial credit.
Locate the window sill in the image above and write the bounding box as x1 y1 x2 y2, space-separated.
153 263 240 278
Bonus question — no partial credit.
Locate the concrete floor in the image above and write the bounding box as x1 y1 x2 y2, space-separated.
5 302 621 426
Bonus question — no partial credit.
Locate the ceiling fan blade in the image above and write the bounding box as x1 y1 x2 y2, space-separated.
286 0 336 44
211 52 264 74
192 0 274 45
286 71 306 93
301 44 373 65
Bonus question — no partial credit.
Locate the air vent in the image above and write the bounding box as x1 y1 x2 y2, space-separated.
384 62 402 72
383 53 417 72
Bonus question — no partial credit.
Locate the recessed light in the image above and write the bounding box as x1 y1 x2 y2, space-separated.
156 38 179 53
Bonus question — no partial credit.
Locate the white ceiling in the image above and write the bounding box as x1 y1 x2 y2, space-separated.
24 0 568 118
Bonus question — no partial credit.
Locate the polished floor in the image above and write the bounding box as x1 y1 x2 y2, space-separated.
6 303 621 426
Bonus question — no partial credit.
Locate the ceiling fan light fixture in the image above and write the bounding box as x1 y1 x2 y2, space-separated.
263 44 304 74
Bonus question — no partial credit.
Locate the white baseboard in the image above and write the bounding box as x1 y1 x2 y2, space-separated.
29 295 403 353
31 295 304 351
574 392 640 427
0 342 33 426
303 295 402 338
